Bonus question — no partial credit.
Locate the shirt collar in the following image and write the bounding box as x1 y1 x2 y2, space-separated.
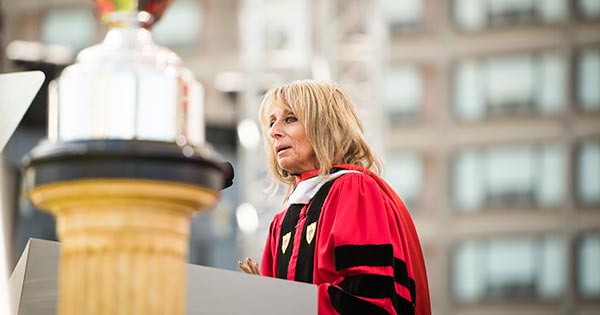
288 169 360 206
294 169 321 184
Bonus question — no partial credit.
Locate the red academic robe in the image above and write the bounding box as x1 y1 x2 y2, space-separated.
260 164 431 315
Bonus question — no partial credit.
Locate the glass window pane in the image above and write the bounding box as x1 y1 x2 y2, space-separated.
539 237 566 297
454 150 485 211
537 145 565 206
383 0 423 29
488 239 535 297
454 52 565 120
579 234 600 297
454 241 485 302
41 7 96 51
539 0 567 22
487 146 535 202
454 144 565 210
578 141 600 204
490 0 566 23
577 48 600 110
454 0 566 30
153 0 202 47
454 237 566 302
488 0 534 17
578 0 600 19
386 152 423 207
454 60 485 120
384 66 423 119
454 0 487 31
487 55 534 112
537 53 566 113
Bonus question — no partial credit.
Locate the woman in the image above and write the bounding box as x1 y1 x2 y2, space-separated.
238 80 431 315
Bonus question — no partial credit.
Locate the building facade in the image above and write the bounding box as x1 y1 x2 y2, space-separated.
382 1 600 314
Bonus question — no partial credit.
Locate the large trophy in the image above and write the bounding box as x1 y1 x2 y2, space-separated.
21 1 232 314
49 0 202 145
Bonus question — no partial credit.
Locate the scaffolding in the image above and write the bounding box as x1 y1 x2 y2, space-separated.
236 0 387 258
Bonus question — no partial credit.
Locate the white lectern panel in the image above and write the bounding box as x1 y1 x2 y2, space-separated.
9 239 317 315
0 71 45 151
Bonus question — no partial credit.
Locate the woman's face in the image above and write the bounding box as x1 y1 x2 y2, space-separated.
267 103 318 174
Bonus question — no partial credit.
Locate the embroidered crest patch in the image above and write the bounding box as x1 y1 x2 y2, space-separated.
281 232 291 254
306 222 317 245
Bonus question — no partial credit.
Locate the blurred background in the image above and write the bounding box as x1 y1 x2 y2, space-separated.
1 0 599 314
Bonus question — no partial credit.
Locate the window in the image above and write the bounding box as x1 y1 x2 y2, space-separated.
385 152 423 208
382 0 423 32
152 0 202 47
579 233 600 298
454 0 566 31
453 144 565 211
383 65 423 120
454 52 565 121
578 0 600 19
453 237 566 302
577 140 600 205
577 47 600 111
41 7 96 51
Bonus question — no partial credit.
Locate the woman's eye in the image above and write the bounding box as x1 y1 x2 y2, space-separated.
285 116 297 123
269 120 275 127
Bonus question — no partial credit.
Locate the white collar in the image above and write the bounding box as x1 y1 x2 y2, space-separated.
287 170 360 206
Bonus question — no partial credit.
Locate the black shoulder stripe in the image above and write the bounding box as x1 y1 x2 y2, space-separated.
338 274 395 299
276 203 303 279
393 258 417 303
294 179 335 283
328 285 391 315
392 293 415 315
334 244 393 271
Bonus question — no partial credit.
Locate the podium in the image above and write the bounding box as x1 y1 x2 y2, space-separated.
9 239 317 315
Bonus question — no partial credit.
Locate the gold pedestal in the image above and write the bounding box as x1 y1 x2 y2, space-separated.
29 179 219 315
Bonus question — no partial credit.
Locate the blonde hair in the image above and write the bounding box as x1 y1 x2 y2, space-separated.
258 80 382 195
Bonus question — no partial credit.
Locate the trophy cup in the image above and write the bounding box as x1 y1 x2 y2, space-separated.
49 0 203 145
22 1 233 314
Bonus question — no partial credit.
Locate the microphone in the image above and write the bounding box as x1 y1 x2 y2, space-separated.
220 161 234 189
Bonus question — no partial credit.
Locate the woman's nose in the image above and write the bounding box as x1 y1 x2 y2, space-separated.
270 122 282 138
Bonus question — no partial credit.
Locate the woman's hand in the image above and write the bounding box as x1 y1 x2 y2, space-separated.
238 257 261 275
